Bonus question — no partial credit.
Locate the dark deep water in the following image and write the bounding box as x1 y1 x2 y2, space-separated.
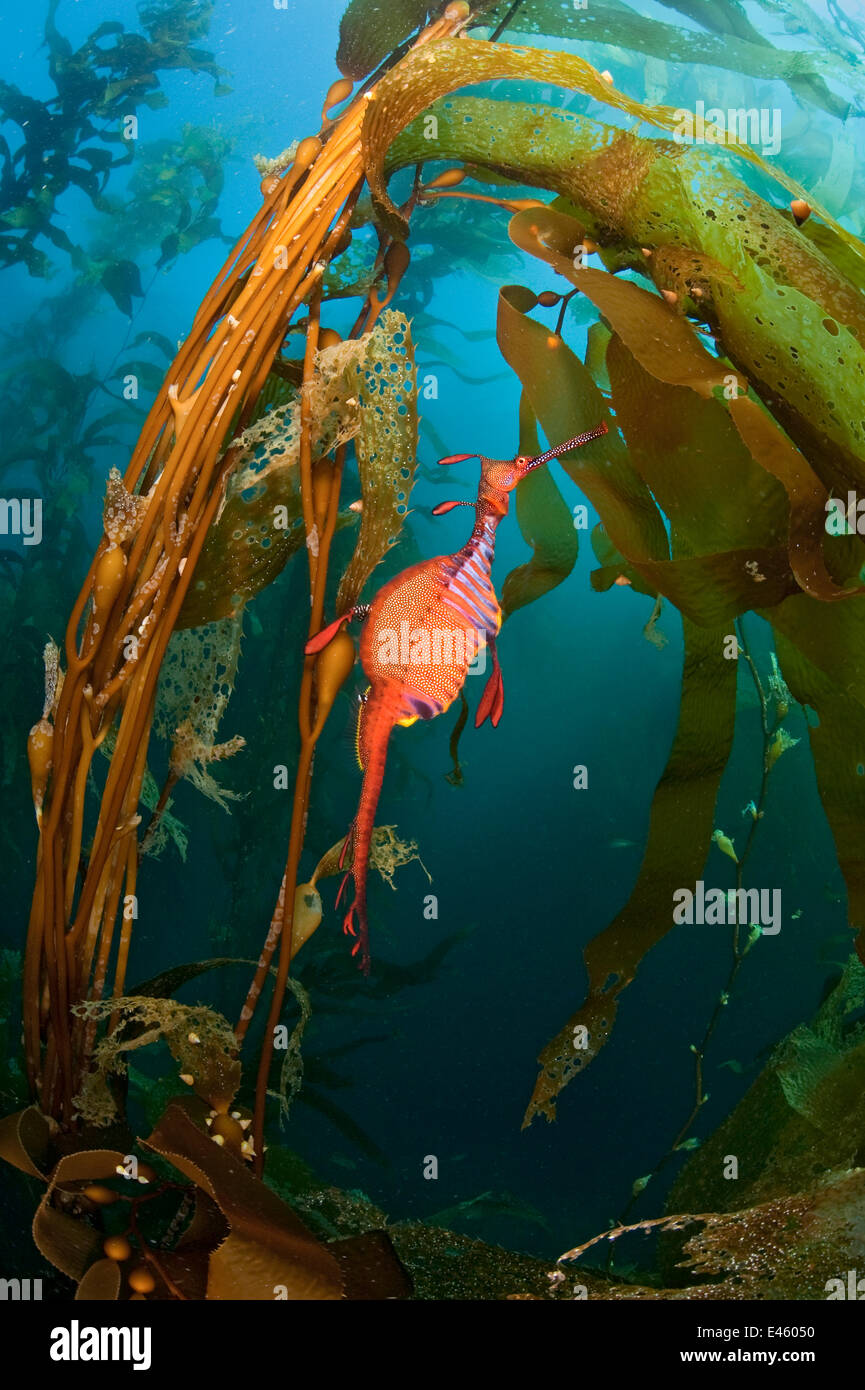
1 0 861 1287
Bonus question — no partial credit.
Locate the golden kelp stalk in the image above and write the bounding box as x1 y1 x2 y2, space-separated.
24 3 471 1126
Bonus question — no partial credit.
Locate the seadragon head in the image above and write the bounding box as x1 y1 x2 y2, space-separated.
432 420 608 519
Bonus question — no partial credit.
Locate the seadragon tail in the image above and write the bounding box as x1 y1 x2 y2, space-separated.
339 695 396 973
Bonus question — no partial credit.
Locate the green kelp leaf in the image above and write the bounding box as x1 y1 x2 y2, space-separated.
700 0 864 66
604 332 799 619
158 232 180 267
121 360 167 394
33 1150 127 1282
336 0 432 80
729 395 862 603
177 453 304 628
0 1106 50 1179
101 259 144 317
590 525 658 600
43 225 84 264
77 147 114 174
496 283 670 570
508 210 729 397
584 321 612 394
68 165 103 205
129 330 179 362
716 256 865 488
621 549 794 625
129 958 247 1000
772 627 865 963
145 1102 345 1300
474 0 857 118
76 1260 122 1301
523 613 737 1127
337 310 418 611
1 204 41 230
513 207 860 606
500 393 578 618
606 333 788 553
656 0 770 44
668 960 865 1225
767 587 865 726
496 281 791 623
388 101 865 473
362 37 847 245
800 220 865 297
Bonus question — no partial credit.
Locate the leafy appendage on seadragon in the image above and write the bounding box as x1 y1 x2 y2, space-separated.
307 421 608 971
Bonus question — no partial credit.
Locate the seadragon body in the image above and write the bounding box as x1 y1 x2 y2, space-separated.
307 421 607 970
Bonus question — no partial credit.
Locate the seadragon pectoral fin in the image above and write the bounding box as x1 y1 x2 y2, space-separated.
475 636 504 728
431 499 474 516
305 604 370 655
305 612 353 655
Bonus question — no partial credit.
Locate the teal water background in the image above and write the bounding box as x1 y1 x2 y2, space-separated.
1 0 857 1261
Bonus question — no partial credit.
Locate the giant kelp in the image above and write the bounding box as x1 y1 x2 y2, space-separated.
500 205 865 1123
8 0 865 1302
387 101 865 470
368 62 865 1128
0 1 230 278
557 1169 865 1299
477 0 861 118
360 57 865 1173
668 956 865 1222
10 2 469 1301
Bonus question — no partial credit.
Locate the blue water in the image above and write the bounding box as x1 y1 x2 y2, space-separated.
1 0 858 1271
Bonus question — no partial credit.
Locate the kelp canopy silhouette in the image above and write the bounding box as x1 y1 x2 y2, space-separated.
0 0 230 282
10 0 865 1298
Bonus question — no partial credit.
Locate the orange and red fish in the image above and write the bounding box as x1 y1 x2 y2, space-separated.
307 421 608 970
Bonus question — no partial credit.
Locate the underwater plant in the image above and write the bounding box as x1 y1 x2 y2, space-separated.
4 0 865 1304
0 0 230 278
